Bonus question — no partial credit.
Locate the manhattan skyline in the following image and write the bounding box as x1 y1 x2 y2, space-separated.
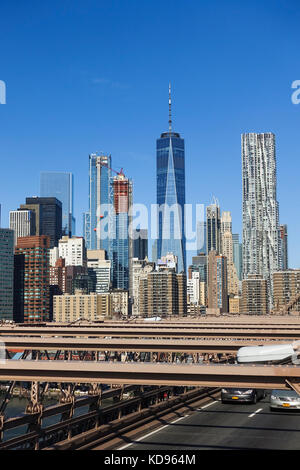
0 1 300 268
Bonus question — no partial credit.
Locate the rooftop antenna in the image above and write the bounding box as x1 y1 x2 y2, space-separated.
211 195 220 207
168 82 172 134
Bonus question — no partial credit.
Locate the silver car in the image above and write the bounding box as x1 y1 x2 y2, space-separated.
270 389 300 410
221 388 265 404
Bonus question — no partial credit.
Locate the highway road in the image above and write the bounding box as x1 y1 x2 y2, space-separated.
118 392 300 451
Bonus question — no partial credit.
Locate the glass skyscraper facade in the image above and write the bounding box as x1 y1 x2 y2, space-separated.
206 203 221 254
112 212 129 289
84 154 113 254
156 131 186 273
197 221 207 254
232 233 243 281
0 229 14 320
40 172 75 237
22 197 62 249
111 174 132 290
133 228 148 260
84 154 132 290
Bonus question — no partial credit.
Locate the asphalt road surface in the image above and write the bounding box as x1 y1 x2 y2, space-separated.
119 392 300 451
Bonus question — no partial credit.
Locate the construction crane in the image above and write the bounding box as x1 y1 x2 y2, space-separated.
99 160 125 177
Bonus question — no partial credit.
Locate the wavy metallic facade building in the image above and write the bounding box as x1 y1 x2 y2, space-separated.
241 132 281 307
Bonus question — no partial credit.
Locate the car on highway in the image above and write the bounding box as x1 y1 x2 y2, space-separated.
270 389 300 411
221 388 265 404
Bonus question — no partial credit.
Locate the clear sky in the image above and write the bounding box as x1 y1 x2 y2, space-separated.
0 0 299 267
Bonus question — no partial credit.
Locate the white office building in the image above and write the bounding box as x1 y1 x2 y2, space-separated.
131 257 155 316
9 210 35 245
87 249 111 294
58 236 87 267
187 271 206 306
187 272 200 304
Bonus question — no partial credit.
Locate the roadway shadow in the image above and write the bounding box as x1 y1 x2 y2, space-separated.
162 420 300 433
123 439 296 451
116 403 300 450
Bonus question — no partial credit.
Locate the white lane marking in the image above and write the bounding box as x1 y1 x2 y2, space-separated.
118 415 187 450
248 408 263 418
197 401 218 410
118 400 219 450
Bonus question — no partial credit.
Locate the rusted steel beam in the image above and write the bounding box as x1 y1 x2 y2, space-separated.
0 360 300 389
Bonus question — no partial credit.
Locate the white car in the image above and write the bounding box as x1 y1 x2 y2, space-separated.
270 389 300 410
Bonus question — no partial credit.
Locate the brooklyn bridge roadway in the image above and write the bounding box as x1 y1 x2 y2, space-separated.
118 393 300 451
1 361 300 391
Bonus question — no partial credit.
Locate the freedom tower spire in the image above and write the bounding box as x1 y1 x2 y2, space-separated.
168 82 172 134
156 84 186 272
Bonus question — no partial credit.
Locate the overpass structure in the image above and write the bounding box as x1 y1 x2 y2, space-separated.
43 315 300 326
1 336 284 355
1 318 300 450
2 325 300 340
0 360 300 391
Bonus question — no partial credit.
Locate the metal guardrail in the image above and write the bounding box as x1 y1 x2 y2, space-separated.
44 387 220 451
0 386 178 450
1 384 137 433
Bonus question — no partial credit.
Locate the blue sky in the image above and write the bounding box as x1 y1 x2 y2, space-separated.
0 0 299 267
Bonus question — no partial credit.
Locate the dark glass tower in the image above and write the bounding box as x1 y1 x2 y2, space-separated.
0 229 14 321
156 85 186 273
20 197 62 249
40 172 75 237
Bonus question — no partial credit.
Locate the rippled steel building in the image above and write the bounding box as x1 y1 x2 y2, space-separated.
241 132 281 307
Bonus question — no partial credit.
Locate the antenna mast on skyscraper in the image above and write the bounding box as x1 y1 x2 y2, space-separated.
211 195 220 207
169 82 172 134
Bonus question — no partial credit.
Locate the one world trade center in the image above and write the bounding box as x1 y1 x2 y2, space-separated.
156 85 186 273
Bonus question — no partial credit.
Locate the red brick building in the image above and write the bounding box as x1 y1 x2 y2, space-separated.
14 235 50 323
